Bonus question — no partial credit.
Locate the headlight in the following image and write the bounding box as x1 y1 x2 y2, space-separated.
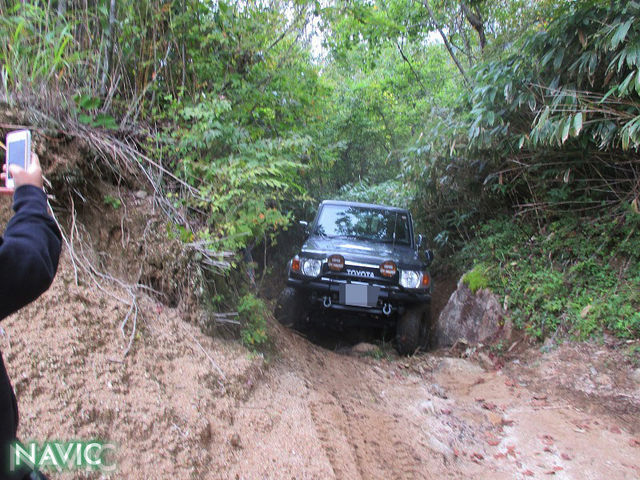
400 270 421 289
301 258 322 277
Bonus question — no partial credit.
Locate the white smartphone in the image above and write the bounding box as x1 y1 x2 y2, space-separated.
5 130 31 188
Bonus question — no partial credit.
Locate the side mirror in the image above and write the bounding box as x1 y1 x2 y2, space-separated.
416 234 424 249
424 249 434 265
299 220 310 234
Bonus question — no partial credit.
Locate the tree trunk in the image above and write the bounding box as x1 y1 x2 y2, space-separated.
460 2 486 51
100 0 117 97
422 0 470 87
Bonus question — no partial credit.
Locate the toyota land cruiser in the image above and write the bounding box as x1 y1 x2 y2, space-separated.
275 200 433 355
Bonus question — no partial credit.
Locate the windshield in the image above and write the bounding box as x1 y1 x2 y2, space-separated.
314 204 411 245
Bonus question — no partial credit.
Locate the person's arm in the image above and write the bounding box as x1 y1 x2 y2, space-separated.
0 154 62 320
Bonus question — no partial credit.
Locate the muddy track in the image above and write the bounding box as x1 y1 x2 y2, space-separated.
306 356 431 480
226 323 640 479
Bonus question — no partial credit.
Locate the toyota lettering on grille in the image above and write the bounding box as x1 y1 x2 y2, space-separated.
346 268 375 278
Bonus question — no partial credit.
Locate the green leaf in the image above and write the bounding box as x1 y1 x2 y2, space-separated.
486 110 495 127
619 70 636 95
611 19 632 49
78 114 92 125
572 112 583 136
518 135 526 149
561 117 571 144
74 94 101 110
92 113 118 130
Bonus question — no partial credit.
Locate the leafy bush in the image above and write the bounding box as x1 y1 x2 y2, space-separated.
456 210 640 340
238 294 269 351
462 266 490 294
103 194 121 210
467 0 640 213
402 0 640 259
338 179 412 208
156 95 311 254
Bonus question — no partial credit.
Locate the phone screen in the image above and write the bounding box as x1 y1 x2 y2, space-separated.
8 139 27 179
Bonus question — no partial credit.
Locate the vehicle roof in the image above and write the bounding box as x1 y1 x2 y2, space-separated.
319 199 410 213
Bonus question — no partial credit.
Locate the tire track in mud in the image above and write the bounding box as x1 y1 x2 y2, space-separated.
302 340 434 480
309 397 362 480
309 392 429 480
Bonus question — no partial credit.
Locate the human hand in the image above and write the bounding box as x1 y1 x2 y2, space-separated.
1 153 43 195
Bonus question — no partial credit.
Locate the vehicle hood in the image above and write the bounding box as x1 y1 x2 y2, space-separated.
301 236 423 269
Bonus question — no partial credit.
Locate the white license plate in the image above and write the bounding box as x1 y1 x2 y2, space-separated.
344 284 370 307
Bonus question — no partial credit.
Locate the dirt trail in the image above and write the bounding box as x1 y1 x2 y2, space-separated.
226 326 640 480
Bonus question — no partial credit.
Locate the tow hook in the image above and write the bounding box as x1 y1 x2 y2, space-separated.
382 303 392 316
323 296 332 308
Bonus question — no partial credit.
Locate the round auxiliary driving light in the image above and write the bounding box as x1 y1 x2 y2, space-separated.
328 254 345 271
379 260 397 278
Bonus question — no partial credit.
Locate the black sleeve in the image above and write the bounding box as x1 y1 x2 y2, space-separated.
0 185 62 320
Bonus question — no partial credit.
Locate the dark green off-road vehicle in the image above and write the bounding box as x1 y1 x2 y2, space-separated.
275 200 433 355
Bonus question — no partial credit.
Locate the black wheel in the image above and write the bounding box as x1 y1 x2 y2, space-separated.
396 305 430 355
274 287 308 328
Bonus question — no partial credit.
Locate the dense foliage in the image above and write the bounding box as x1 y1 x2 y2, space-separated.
458 212 640 339
1 0 638 341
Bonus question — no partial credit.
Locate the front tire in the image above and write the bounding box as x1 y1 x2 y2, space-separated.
275 287 308 328
396 305 430 355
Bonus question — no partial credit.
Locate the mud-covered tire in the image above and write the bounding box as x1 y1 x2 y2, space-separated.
396 305 430 355
275 287 308 328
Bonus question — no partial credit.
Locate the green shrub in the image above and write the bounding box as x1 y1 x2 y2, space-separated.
238 294 269 351
103 194 121 210
462 265 490 293
455 211 640 340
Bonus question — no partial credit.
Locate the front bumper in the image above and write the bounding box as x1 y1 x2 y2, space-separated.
287 276 431 316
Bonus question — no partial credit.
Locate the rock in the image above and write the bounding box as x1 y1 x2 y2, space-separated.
229 433 241 448
352 342 379 354
487 411 503 426
630 368 640 384
594 373 613 389
430 383 448 399
434 277 511 347
436 357 484 376
541 337 555 353
580 304 592 318
477 352 494 370
134 190 148 200
427 435 454 463
420 400 436 415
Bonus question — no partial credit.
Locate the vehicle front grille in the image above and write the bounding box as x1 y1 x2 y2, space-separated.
322 262 398 285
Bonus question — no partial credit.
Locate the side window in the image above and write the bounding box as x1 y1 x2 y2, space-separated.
370 213 380 236
397 215 408 243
